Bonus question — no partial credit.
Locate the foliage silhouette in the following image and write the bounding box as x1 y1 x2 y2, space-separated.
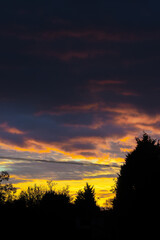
74 182 100 231
0 171 16 204
75 182 98 211
113 133 160 239
113 133 160 213
17 184 44 208
40 185 71 213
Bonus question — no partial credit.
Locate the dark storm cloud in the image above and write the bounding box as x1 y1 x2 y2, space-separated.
0 0 160 160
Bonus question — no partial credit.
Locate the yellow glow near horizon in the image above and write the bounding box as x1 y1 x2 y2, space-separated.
0 125 135 208
0 134 123 208
12 176 116 207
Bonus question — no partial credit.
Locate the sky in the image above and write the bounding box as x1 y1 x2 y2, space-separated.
0 0 160 206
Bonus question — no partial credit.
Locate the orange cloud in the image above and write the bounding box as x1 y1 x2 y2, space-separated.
110 105 160 127
0 133 122 167
1 104 160 167
102 104 160 140
0 122 25 135
87 79 139 97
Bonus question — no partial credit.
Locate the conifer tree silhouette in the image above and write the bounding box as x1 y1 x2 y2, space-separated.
113 133 160 213
113 133 160 239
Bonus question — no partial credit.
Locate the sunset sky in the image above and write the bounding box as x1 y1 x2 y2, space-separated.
0 1 160 206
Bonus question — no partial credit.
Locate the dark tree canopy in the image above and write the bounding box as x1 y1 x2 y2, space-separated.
113 133 160 215
75 183 98 214
0 171 16 204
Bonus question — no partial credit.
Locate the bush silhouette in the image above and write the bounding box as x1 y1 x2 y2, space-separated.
40 186 71 212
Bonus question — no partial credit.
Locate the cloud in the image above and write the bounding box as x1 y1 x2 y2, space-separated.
0 99 159 165
35 103 100 116
0 0 160 167
27 48 106 61
0 122 25 135
2 24 160 43
0 156 119 183
62 142 96 152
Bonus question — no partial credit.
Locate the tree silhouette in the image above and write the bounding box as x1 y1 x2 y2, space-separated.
113 133 160 213
18 184 44 208
74 183 100 239
112 133 160 238
40 185 71 212
0 171 16 204
75 183 98 214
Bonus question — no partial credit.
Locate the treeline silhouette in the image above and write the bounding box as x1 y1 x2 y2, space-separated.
0 133 160 239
